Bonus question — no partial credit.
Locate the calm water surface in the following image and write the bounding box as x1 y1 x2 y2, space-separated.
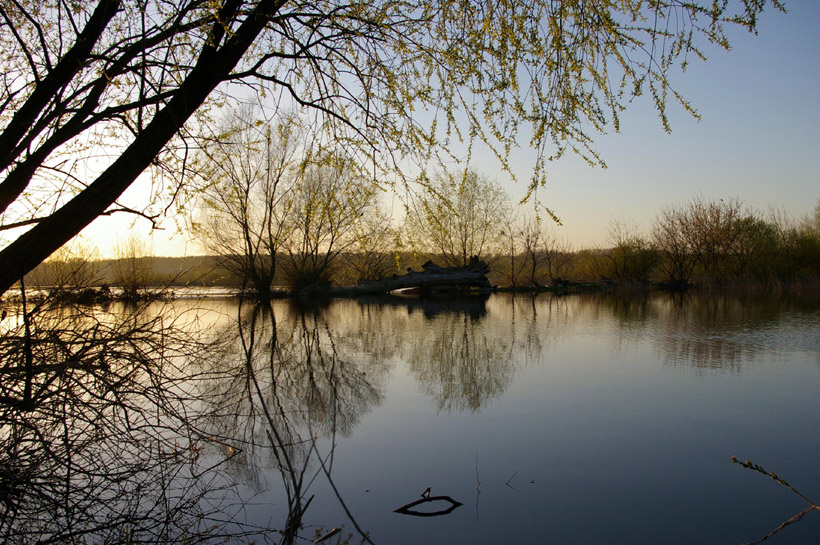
193 292 820 544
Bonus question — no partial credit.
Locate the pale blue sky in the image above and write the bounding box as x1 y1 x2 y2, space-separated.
86 1 819 256
506 0 820 247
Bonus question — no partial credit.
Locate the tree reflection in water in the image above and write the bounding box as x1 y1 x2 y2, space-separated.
0 297 246 544
569 292 820 372
401 295 516 412
200 300 383 543
0 294 384 544
5 290 802 543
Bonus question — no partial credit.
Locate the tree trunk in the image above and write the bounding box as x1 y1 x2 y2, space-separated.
0 0 285 295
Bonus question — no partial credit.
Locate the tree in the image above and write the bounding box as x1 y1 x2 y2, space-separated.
685 196 747 282
283 153 379 291
193 107 302 299
498 216 528 288
26 238 101 294
0 0 785 294
339 206 399 284
606 220 658 283
110 233 155 299
541 230 574 284
653 196 754 286
731 215 780 279
498 213 563 288
652 203 700 288
0 0 287 294
515 214 574 286
406 169 510 267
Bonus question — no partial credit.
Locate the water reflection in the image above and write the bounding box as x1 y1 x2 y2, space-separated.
197 300 386 543
650 293 820 371
0 298 237 544
561 292 820 372
406 311 515 412
353 293 490 320
0 296 386 544
3 291 819 544
333 294 519 412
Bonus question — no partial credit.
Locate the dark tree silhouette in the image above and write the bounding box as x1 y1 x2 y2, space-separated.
0 0 784 294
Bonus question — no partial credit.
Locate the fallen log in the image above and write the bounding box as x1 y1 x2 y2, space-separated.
330 257 491 296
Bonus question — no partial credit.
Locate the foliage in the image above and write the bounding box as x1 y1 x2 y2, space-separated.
779 221 820 278
110 233 155 299
193 107 383 295
283 153 381 291
573 248 611 283
606 220 658 284
651 196 820 288
406 168 510 267
338 206 400 284
0 0 785 294
193 107 303 298
730 215 780 279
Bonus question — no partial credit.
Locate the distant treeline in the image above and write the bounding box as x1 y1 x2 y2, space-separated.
492 197 820 290
25 256 238 289
21 196 820 298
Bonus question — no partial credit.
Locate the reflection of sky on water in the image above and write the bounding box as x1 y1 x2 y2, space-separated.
10 292 818 544
185 292 820 545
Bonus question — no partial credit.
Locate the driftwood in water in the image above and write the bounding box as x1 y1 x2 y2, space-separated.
393 495 463 517
331 257 491 295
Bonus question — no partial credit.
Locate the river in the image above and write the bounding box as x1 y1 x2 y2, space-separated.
3 291 820 544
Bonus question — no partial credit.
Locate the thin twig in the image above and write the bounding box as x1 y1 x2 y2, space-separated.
742 506 814 545
475 454 481 492
505 471 518 490
732 456 820 545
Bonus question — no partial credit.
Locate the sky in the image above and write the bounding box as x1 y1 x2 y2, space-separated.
82 1 820 257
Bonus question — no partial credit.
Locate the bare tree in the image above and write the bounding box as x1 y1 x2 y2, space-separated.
283 153 379 291
653 196 751 286
606 220 658 284
26 238 102 295
514 215 574 287
0 1 784 293
498 213 554 288
686 197 746 282
110 233 154 300
0 0 287 291
652 204 699 288
497 215 526 288
193 107 302 299
406 169 510 267
544 235 575 284
339 206 399 284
